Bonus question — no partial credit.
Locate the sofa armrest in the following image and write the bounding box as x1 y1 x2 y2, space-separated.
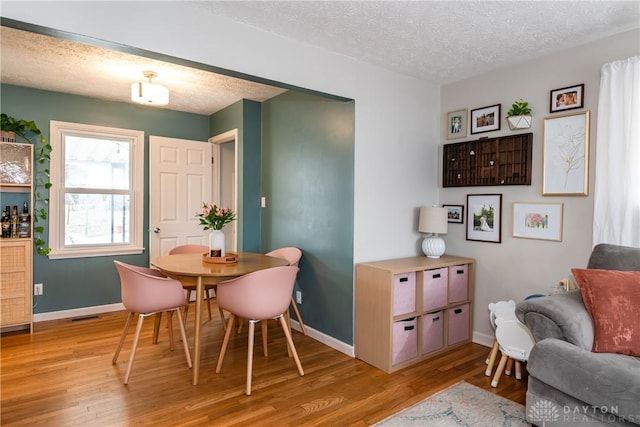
515 290 594 351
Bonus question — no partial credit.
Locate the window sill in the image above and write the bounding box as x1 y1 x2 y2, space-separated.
48 246 144 260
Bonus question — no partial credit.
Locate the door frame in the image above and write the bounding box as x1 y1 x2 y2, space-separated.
210 129 239 252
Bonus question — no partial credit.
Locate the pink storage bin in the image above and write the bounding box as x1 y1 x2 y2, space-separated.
448 304 470 345
448 264 469 303
393 272 416 316
421 311 444 355
422 267 448 311
392 317 418 365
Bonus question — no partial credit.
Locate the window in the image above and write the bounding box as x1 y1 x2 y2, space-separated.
49 121 144 259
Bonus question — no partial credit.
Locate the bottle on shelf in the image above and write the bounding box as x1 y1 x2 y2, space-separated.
19 202 30 238
1 205 10 238
10 205 19 238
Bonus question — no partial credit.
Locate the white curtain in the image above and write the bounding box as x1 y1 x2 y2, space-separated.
593 56 640 247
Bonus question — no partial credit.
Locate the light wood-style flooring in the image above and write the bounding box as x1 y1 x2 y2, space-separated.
1 307 526 426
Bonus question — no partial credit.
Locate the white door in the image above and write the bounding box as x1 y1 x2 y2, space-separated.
149 136 212 259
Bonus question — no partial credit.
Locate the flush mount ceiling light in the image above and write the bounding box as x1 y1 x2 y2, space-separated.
130 70 169 106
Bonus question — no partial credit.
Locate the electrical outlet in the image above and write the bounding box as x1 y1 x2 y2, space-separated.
296 291 302 304
34 283 43 296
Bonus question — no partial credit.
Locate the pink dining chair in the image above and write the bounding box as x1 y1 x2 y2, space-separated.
112 261 192 384
215 266 304 395
266 247 306 336
168 244 226 327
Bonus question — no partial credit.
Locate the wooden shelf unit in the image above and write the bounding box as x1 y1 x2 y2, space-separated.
355 255 474 373
443 132 532 187
1 141 34 333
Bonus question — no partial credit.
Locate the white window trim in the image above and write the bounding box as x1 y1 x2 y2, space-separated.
48 121 145 259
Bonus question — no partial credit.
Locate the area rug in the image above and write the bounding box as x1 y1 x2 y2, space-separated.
374 381 527 426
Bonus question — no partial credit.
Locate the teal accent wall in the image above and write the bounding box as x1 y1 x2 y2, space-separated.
209 100 262 252
2 84 356 346
1 84 210 313
261 91 355 344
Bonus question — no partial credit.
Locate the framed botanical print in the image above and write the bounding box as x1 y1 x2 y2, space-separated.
542 111 590 196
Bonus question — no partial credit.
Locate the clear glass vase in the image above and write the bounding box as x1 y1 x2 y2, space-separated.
208 229 225 257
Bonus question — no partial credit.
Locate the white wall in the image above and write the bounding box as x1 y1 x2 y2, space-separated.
1 1 440 265
441 29 640 342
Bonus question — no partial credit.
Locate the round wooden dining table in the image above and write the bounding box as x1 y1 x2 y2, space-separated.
151 251 289 385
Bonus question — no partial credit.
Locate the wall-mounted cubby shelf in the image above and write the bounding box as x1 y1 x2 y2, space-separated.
443 132 533 187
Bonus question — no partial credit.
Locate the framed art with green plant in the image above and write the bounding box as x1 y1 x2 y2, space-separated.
1 113 52 255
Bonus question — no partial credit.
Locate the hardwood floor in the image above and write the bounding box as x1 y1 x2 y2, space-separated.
1 307 527 426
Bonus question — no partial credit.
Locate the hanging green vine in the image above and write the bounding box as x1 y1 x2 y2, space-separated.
1 113 52 256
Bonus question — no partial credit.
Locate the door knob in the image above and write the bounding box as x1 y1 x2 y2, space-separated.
153 227 160 233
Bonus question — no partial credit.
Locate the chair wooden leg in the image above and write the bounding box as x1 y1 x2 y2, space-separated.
285 311 292 358
485 340 500 376
113 312 134 364
491 353 508 388
175 307 192 368
261 321 268 357
246 320 256 395
204 288 212 321
279 315 304 377
124 314 145 385
167 310 175 351
183 290 193 324
290 297 307 336
505 358 514 376
212 286 226 330
515 360 522 380
216 314 236 374
153 312 162 344
218 307 227 330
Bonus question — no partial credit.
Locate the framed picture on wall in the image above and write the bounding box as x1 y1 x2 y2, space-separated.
513 202 564 241
443 204 464 223
470 104 501 134
446 109 468 139
466 194 502 243
542 110 590 196
550 84 584 113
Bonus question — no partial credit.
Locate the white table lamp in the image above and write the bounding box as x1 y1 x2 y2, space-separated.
418 206 448 258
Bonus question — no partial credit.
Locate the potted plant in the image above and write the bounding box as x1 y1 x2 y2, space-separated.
506 99 532 130
1 113 52 255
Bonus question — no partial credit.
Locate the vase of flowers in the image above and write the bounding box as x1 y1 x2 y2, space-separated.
197 202 236 257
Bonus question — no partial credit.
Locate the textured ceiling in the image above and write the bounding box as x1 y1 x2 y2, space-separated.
199 1 640 84
0 26 287 116
2 1 639 115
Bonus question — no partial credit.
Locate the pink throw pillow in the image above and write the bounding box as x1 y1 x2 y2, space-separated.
572 268 640 356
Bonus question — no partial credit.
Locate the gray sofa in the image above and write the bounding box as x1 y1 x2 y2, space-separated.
516 243 640 427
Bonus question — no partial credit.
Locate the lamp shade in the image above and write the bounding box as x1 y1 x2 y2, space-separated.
418 206 448 234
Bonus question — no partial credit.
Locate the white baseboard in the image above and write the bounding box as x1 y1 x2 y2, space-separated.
289 319 354 357
33 303 125 323
472 331 494 348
